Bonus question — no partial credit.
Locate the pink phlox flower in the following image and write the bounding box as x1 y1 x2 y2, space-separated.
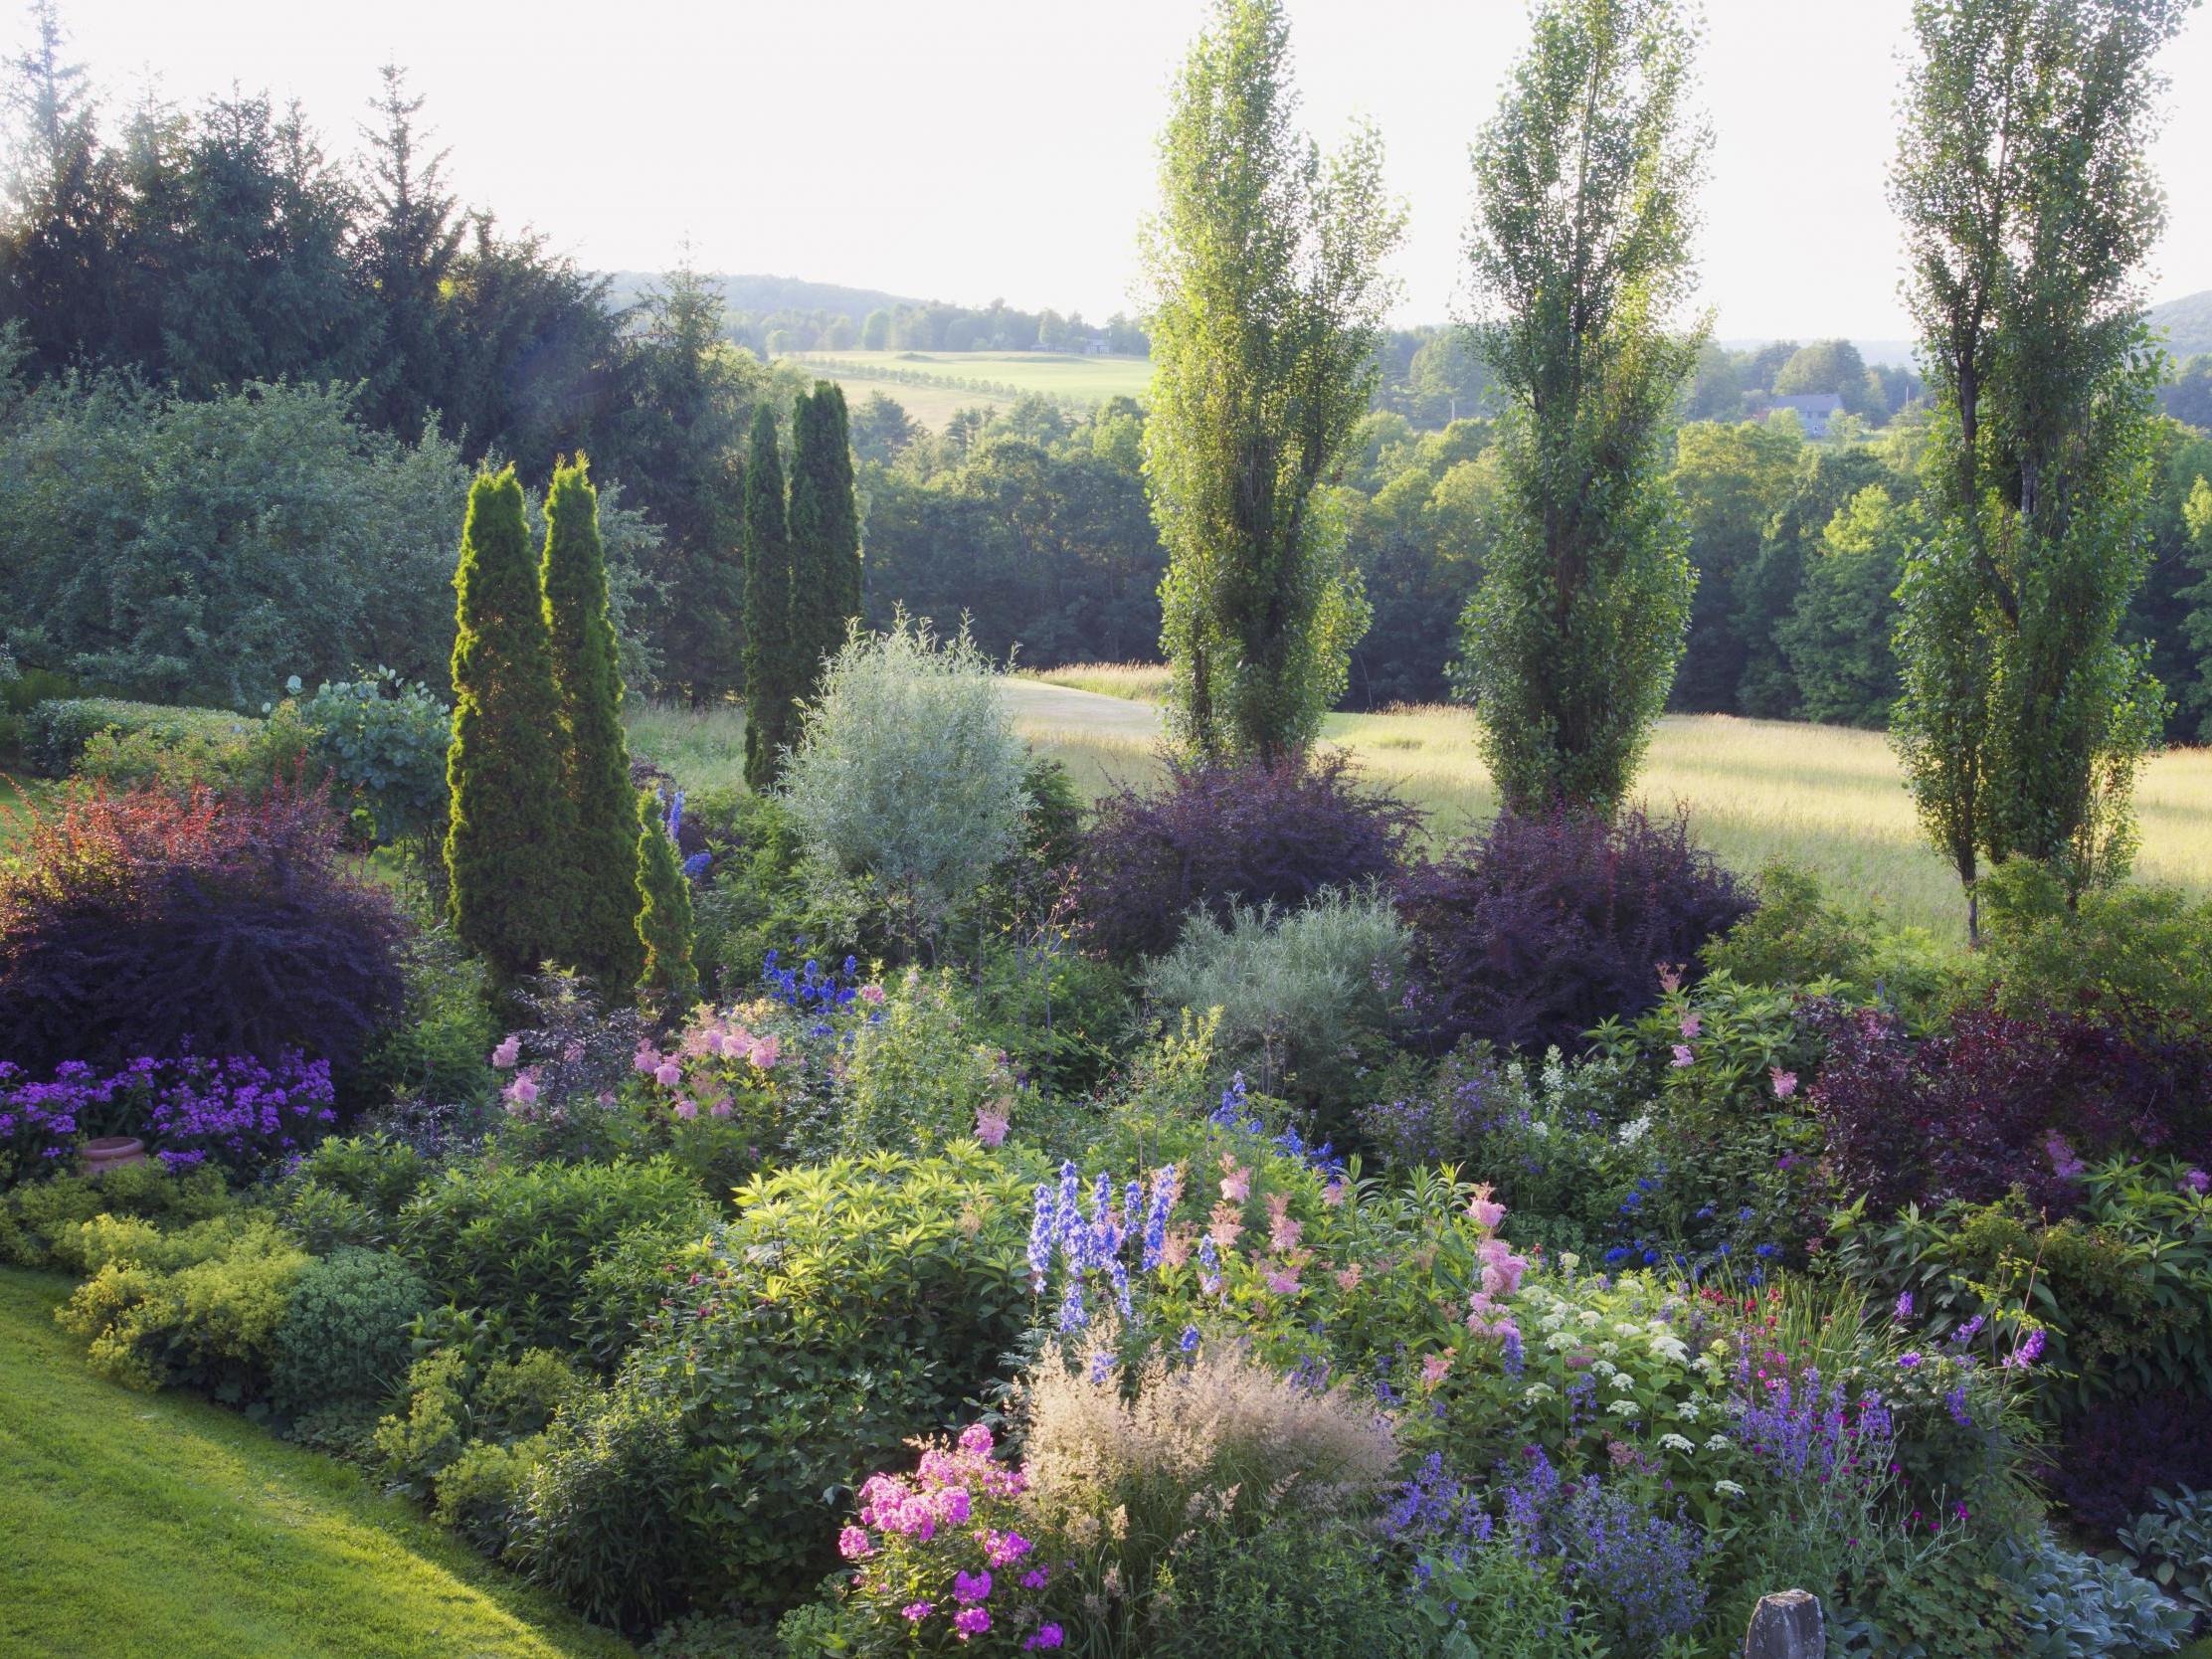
984 1530 1032 1567
934 1486 973 1525
1020 1568 1050 1591
503 1069 539 1109
952 1568 992 1605
901 1602 932 1623
958 1422 994 1456
953 1606 991 1640
836 1525 873 1560
1024 1626 1064 1651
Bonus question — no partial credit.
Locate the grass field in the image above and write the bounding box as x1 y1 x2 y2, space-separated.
0 1269 636 1659
633 677 2212 946
786 349 1152 428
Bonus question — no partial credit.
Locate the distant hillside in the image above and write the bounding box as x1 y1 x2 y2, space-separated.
2148 289 2212 359
600 272 926 317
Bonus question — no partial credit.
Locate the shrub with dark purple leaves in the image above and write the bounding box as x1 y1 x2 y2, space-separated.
0 780 407 1075
1806 999 2212 1211
1075 752 1421 960
1394 806 1751 1055
2050 1390 2212 1535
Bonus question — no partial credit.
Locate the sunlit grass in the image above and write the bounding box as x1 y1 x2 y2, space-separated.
625 680 2212 948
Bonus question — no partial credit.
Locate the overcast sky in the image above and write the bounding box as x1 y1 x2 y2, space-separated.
37 0 2212 340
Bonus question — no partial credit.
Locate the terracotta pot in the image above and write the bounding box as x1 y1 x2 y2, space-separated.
83 1136 147 1174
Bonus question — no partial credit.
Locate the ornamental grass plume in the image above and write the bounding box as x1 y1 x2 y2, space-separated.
1018 1336 1397 1597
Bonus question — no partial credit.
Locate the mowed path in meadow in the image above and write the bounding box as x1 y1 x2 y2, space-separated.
1005 679 2212 943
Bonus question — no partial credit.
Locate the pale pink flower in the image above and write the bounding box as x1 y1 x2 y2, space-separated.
1321 1178 1346 1207
975 1103 1011 1147
1657 962 1684 994
504 1069 539 1109
708 1095 733 1118
1679 1012 1702 1040
1207 1202 1243 1250
748 1034 781 1069
1466 1183 1506 1232
1335 1263 1364 1292
672 1096 698 1121
1421 1349 1455 1388
634 1043 661 1074
1770 1066 1799 1100
653 1058 682 1088
1265 1193 1302 1251
489 1034 521 1069
1670 1044 1695 1068
1263 1262 1302 1295
1218 1156 1251 1202
860 984 887 1005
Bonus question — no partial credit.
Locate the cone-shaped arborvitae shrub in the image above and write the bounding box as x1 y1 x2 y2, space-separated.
541 455 645 994
742 402 795 789
635 785 698 1012
789 380 862 693
446 466 576 987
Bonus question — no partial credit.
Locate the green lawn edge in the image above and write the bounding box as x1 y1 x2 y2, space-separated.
0 1267 637 1659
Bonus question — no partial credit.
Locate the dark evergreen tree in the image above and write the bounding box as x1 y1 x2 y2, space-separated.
788 380 863 694
742 402 795 788
358 64 462 436
541 455 645 994
634 786 698 1011
445 466 575 988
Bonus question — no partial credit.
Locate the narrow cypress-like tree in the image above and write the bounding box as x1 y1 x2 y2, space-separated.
1454 0 1707 815
789 380 863 691
742 403 795 789
1891 0 2183 927
635 786 698 1011
541 455 645 993
446 466 574 987
1143 0 1402 764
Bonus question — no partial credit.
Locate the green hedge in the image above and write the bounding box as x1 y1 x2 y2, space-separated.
23 697 262 777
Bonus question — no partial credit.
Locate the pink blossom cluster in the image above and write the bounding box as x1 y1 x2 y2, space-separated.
1463 1184 1528 1341
843 1423 1051 1646
632 1009 787 1121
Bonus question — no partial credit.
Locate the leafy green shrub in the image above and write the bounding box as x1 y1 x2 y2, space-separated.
396 1156 714 1351
780 615 1031 936
288 1134 434 1220
684 788 826 995
432 1436 545 1554
297 668 452 849
0 1161 231 1269
1976 859 2212 1039
1138 886 1408 1100
1403 1536 1600 1658
1148 1520 1423 1658
573 1220 722 1376
21 697 261 778
373 1330 583 1502
279 1182 385 1253
582 1147 1040 1610
1999 1526 2194 1658
508 1382 701 1633
73 701 312 797
270 1245 433 1413
968 934 1133 1099
1703 858 1950 1018
2112 1485 2212 1628
834 969 1014 1155
56 1212 309 1397
353 927 500 1112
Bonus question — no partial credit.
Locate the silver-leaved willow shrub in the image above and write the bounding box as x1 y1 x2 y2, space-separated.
778 610 1032 952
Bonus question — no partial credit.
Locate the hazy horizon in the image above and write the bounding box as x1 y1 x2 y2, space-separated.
28 0 2212 340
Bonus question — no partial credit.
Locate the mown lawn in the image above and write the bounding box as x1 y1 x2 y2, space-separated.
0 1269 635 1659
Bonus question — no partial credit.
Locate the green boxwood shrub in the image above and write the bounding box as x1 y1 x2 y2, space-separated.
270 1245 434 1413
21 696 269 778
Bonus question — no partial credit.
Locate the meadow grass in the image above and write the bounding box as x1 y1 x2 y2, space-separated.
626 681 2212 946
788 349 1154 406
0 1268 635 1659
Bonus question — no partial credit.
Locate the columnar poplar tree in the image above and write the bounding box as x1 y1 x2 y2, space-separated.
540 455 645 993
788 380 862 693
1142 0 1403 764
1892 0 2186 932
635 786 698 1011
742 403 795 789
445 466 574 987
1453 0 1707 815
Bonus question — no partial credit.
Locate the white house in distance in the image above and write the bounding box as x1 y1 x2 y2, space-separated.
1758 392 1845 439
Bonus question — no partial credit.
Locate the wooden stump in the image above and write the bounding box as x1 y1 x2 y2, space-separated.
1745 1588 1825 1659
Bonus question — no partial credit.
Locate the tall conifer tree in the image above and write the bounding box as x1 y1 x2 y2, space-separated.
742 402 795 788
541 455 645 992
445 466 574 987
635 786 699 1011
789 380 862 691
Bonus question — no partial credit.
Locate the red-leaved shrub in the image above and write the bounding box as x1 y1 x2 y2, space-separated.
2047 1389 2212 1534
1394 807 1751 1055
0 778 407 1072
1075 752 1421 960
1804 998 2212 1211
